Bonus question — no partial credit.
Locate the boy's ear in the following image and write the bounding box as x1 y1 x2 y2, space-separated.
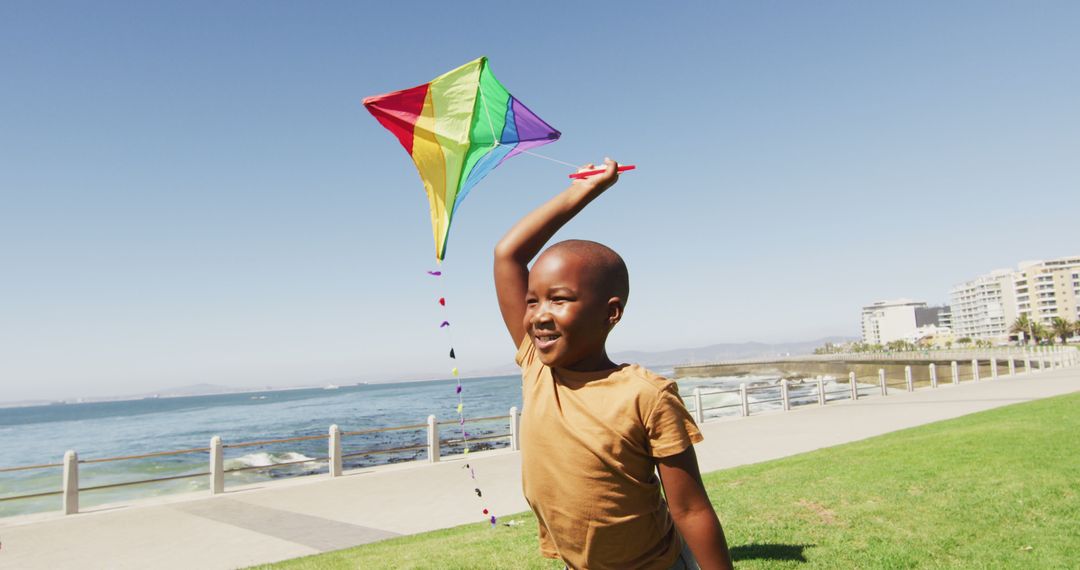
607 297 624 329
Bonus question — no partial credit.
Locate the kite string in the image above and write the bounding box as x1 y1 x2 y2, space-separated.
477 86 581 170
506 146 581 169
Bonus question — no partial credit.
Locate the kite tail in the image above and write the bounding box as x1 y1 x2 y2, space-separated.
429 268 497 527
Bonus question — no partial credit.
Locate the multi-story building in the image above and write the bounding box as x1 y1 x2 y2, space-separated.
861 299 927 345
949 270 1017 343
1013 256 1080 326
915 305 951 329
909 305 953 344
938 307 953 329
947 255 1079 343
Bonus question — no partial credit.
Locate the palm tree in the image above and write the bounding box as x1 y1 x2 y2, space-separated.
1030 322 1050 344
1010 315 1035 345
1051 317 1073 344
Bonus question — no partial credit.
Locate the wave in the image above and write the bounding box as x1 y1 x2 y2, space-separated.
224 451 315 470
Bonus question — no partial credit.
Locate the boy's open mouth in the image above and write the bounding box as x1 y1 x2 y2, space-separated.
533 333 560 350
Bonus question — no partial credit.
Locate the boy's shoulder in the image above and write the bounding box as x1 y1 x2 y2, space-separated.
607 363 702 454
613 363 677 394
607 363 684 413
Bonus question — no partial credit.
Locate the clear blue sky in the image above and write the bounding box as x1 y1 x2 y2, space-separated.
2 1 1078 401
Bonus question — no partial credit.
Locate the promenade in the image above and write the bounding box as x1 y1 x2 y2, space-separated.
1 366 1078 570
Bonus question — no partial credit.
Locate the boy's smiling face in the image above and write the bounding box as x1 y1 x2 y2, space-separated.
524 248 624 371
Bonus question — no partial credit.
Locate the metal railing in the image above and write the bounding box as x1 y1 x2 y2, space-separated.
0 407 521 516
686 347 1078 424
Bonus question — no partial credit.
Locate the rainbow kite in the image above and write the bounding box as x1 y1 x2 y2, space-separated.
363 57 560 260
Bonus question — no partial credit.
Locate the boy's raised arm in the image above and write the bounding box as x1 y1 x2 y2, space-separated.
493 159 620 347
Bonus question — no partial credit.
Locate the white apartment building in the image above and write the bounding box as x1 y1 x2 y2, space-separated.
948 255 1080 343
949 270 1017 343
861 299 926 345
1014 256 1080 325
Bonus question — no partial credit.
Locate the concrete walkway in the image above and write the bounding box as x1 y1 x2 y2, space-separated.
1 366 1077 570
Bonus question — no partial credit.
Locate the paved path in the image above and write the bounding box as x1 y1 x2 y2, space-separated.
1 365 1077 570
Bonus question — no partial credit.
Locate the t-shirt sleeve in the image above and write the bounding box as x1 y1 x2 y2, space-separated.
645 385 704 458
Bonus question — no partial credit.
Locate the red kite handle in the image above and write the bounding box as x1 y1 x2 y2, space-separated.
568 165 636 179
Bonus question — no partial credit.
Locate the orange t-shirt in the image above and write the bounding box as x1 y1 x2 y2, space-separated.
516 338 704 570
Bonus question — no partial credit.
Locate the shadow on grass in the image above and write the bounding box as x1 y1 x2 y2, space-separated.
731 543 812 563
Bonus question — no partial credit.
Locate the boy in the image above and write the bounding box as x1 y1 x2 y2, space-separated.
493 159 733 570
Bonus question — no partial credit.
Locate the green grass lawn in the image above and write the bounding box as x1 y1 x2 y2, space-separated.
250 392 1080 569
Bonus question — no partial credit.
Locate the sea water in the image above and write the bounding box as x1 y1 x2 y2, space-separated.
0 370 834 518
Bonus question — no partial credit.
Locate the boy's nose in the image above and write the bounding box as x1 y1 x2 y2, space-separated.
531 305 554 324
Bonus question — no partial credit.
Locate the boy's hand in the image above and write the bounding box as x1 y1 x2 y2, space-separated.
571 158 620 195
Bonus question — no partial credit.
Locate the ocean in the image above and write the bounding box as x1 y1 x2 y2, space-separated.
0 370 850 518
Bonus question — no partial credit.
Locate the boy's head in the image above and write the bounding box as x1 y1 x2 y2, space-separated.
525 240 629 371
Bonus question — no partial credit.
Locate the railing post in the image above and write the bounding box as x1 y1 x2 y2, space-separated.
929 363 937 388
427 415 440 463
1024 353 1031 373
849 371 858 400
739 383 749 417
63 450 78 515
780 380 790 411
509 406 521 452
904 366 913 392
971 359 980 381
692 387 704 424
1008 358 1016 376
879 369 887 396
991 359 998 380
210 436 224 495
329 424 342 477
1038 355 1045 371
951 361 959 384
817 377 825 406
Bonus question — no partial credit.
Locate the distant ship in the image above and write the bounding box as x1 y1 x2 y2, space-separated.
323 384 340 390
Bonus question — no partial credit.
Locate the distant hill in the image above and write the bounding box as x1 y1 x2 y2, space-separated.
612 336 856 367
468 336 856 376
3 337 856 405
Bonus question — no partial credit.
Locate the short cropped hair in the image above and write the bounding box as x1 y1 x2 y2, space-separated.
542 240 630 307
